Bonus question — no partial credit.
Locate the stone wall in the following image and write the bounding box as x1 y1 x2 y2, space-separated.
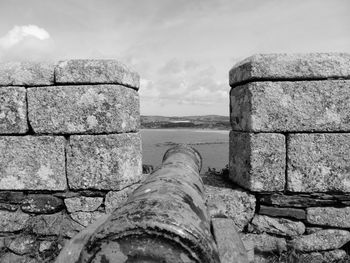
0 60 142 262
226 53 350 262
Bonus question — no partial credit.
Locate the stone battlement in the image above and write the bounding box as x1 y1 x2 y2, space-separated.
227 53 350 262
0 60 142 262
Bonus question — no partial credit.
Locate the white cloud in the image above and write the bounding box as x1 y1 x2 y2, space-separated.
0 25 50 49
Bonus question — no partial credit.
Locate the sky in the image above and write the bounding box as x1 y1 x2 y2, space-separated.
0 0 349 116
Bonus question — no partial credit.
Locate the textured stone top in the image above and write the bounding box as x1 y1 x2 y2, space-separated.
55 60 140 89
0 59 139 89
229 53 350 87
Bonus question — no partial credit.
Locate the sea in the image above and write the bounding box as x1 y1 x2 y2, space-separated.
141 129 229 172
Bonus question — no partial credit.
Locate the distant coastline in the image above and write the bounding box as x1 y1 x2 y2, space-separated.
141 115 230 130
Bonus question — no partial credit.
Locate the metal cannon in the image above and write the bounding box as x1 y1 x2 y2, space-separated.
56 145 248 263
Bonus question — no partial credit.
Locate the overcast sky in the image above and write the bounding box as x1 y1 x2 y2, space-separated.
0 0 349 116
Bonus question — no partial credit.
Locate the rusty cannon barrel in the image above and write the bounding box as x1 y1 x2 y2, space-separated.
75 144 220 263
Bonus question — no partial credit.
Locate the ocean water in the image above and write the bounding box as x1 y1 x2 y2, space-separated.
141 129 229 172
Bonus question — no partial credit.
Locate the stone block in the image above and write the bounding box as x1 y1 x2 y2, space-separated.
0 61 54 86
105 183 140 214
0 210 30 232
259 193 338 208
21 194 64 214
240 233 287 253
259 205 306 220
28 84 140 134
55 59 140 89
230 80 350 132
229 132 285 191
6 235 37 255
307 207 350 228
67 133 142 190
204 182 255 231
0 136 66 190
248 214 305 237
289 229 350 252
0 87 27 134
30 212 83 237
287 134 350 192
229 53 350 87
69 211 105 227
212 218 249 263
64 196 103 213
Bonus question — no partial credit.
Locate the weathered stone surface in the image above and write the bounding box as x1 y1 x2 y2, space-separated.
259 205 306 220
229 132 285 191
0 136 66 190
248 214 305 237
205 183 255 231
105 184 140 214
39 240 54 253
290 249 347 263
230 80 350 132
241 233 287 253
212 218 249 263
0 191 25 203
0 87 27 134
305 227 323 234
28 85 140 134
55 59 140 89
0 203 18 211
0 210 30 232
30 212 83 237
69 211 105 227
287 134 350 192
259 193 338 208
21 194 64 214
0 252 37 263
67 133 142 190
7 235 37 255
64 196 103 213
289 229 350 252
307 207 350 228
0 61 54 86
229 53 350 87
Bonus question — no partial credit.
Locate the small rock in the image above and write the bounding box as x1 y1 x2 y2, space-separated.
241 233 287 253
307 207 350 228
0 210 30 232
69 211 105 227
6 235 37 255
205 184 255 231
21 194 64 214
248 214 305 237
0 252 38 263
105 184 140 214
0 191 25 203
259 205 306 220
305 227 323 234
39 240 54 252
293 249 347 263
30 212 83 238
289 229 350 252
259 193 337 208
64 196 103 213
0 203 18 211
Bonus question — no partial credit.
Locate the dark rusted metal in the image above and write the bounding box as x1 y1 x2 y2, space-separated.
79 144 220 263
